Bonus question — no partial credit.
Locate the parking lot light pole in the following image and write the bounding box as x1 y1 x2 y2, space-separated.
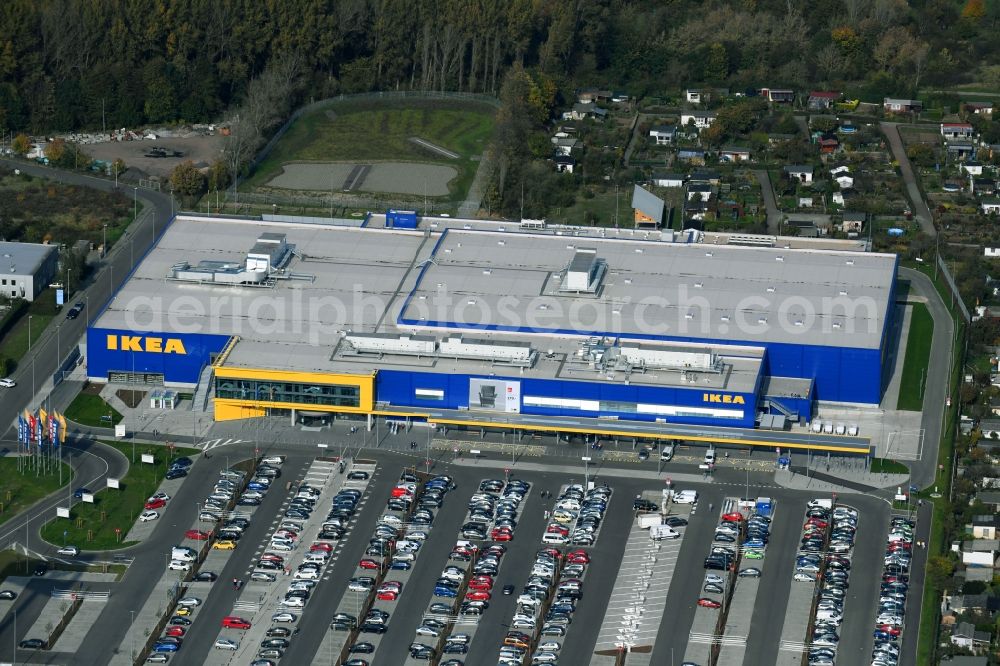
130 609 135 660
582 456 591 488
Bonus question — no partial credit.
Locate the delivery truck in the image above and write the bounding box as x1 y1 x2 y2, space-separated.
637 513 662 529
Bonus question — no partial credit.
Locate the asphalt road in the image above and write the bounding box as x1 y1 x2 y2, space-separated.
899 267 953 489
0 157 174 449
753 169 781 235
879 122 935 236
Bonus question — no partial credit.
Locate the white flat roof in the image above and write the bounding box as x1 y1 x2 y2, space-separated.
95 214 894 383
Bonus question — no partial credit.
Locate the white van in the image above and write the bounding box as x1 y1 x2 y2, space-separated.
704 448 716 465
650 525 680 541
671 490 698 504
660 442 676 462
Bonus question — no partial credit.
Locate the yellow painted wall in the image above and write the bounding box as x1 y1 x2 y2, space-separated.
213 367 376 418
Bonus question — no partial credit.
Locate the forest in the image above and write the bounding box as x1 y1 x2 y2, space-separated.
0 0 999 136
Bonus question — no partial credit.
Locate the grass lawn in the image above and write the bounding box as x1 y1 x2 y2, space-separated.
896 303 934 411
244 99 496 202
39 441 199 551
0 458 72 526
0 289 59 371
65 391 123 427
870 458 909 475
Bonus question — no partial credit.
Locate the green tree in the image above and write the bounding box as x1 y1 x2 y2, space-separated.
906 143 935 167
704 42 729 82
926 555 954 591
207 160 230 192
170 161 206 196
11 133 30 156
43 138 66 163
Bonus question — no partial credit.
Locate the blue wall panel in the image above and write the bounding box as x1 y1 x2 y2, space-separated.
376 369 758 428
87 327 232 384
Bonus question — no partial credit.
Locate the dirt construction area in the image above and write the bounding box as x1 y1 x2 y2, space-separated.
86 135 226 178
266 161 457 196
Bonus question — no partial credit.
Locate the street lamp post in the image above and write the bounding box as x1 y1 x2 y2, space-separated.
102 223 107 258
130 609 135 660
133 187 138 222
27 315 33 351
56 324 61 371
582 456 592 488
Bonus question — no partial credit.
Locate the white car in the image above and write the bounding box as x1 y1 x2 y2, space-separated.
140 511 160 522
168 560 191 571
541 533 568 545
294 569 320 581
0 378 15 388
671 490 698 504
261 456 285 465
280 596 305 607
214 638 239 650
272 612 297 623
270 541 295 552
57 546 79 556
793 573 816 582
176 597 201 607
149 493 171 502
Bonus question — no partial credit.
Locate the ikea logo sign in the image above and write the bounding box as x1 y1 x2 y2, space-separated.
703 393 745 404
106 334 187 355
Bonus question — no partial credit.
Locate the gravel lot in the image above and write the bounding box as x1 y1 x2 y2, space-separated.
87 135 225 178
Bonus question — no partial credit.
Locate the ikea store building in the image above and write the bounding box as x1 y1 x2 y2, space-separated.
85 213 897 454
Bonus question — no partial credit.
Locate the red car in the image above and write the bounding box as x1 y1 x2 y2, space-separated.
491 528 514 541
566 550 591 564
359 559 381 570
876 624 901 636
545 524 569 536
465 590 491 601
391 486 414 498
310 542 333 552
185 529 211 541
468 580 493 592
221 616 251 629
485 544 506 557
144 498 166 510
722 512 743 523
805 518 828 528
697 597 722 609
377 590 399 601
164 626 185 637
539 547 562 560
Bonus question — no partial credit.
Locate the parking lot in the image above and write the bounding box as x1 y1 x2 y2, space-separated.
50 444 899 666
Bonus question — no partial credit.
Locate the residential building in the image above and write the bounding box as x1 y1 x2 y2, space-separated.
679 112 716 129
567 102 608 121
977 492 1000 510
948 142 975 159
686 183 714 202
553 155 575 174
551 136 580 156
686 89 703 104
807 91 840 110
677 149 706 165
0 241 59 302
842 212 866 234
973 179 996 195
649 125 677 145
970 514 1000 539
942 123 975 140
834 173 854 189
689 170 721 185
631 185 665 229
963 162 985 176
784 165 814 183
951 622 991 651
982 198 1000 215
760 88 794 104
884 98 923 113
965 101 994 116
577 89 613 104
651 173 685 188
981 418 1000 438
719 147 751 163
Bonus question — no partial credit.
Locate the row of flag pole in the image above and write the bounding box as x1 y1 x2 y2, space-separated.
17 407 67 448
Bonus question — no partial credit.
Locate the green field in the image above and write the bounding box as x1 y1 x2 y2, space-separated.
897 303 934 411
65 391 123 427
245 99 496 201
0 289 58 372
40 441 199 550
0 458 72 526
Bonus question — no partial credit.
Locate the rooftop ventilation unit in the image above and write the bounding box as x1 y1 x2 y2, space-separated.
560 248 606 293
168 233 303 286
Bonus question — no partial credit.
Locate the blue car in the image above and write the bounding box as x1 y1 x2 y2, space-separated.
73 487 91 499
248 482 268 491
744 539 767 549
391 560 412 570
873 630 896 642
434 586 458 598
153 643 179 652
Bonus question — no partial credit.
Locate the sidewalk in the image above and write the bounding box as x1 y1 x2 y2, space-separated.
107 574 183 665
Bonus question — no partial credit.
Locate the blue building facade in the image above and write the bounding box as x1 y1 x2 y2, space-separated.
87 327 231 385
